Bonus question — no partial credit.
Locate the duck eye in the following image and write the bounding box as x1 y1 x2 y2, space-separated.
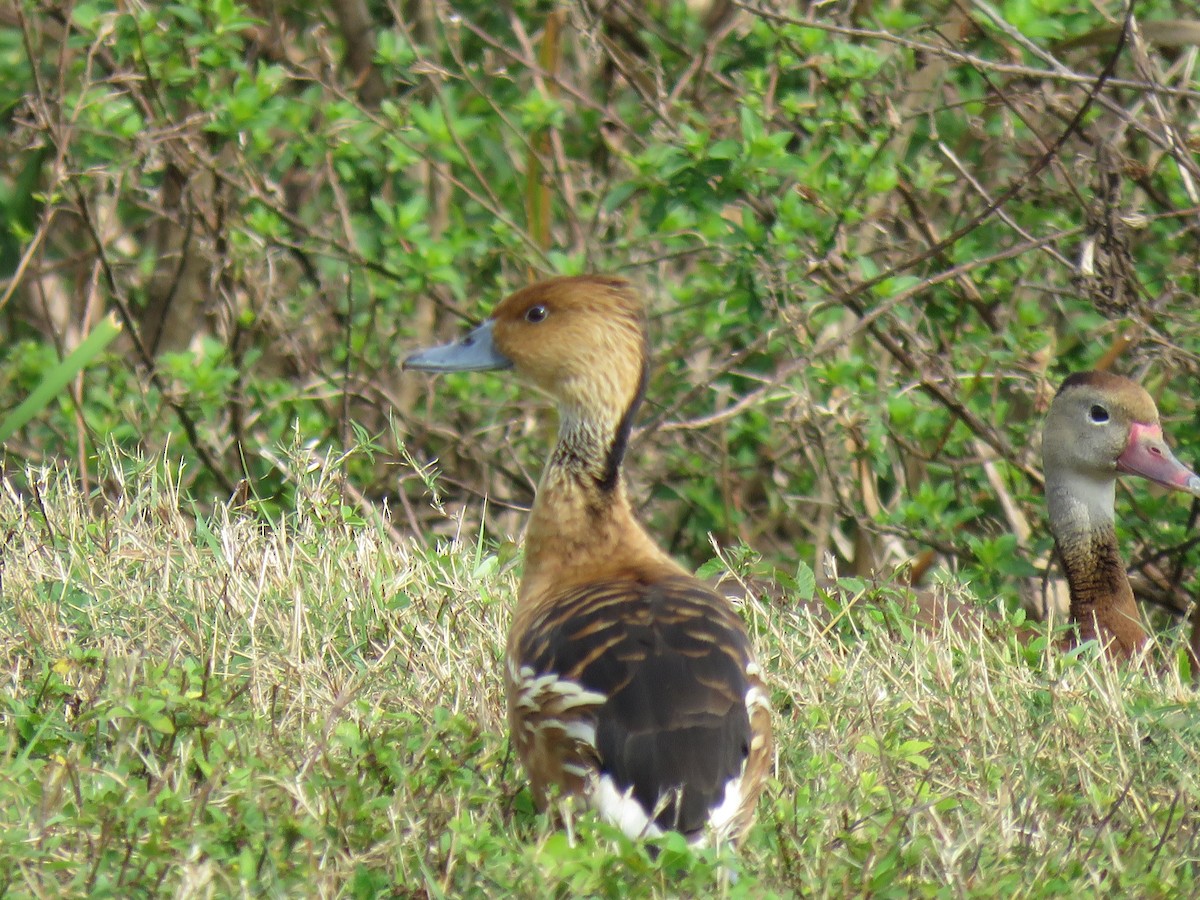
525 305 548 323
1089 404 1109 424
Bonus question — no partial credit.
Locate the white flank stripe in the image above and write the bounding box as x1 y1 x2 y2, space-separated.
746 685 771 714
514 665 608 710
560 719 597 746
551 686 609 709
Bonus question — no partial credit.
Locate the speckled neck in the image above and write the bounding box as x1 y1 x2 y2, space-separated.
1046 473 1146 657
519 378 672 606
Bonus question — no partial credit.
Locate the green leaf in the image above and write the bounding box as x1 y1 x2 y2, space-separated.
146 714 176 735
794 561 816 602
0 313 122 444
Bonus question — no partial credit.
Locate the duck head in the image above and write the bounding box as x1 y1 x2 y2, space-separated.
1044 371 1200 500
404 275 649 426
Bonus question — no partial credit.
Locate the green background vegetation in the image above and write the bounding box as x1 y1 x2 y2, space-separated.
3 0 1200 895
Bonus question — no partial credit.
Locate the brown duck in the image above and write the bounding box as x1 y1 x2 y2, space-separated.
1042 371 1200 659
405 275 772 845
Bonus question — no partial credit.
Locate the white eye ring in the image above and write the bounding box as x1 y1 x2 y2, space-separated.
1089 404 1109 424
525 305 548 323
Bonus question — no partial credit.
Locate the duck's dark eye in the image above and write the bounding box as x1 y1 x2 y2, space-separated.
525 305 548 323
1089 404 1109 424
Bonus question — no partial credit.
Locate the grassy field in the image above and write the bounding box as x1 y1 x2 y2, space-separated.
3 452 1200 898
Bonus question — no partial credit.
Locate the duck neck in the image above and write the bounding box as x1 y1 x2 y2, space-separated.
521 374 672 600
546 402 631 494
1046 472 1146 656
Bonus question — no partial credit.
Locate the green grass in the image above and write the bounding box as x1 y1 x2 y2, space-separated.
3 452 1200 898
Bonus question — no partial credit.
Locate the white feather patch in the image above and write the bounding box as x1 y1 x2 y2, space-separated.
705 775 745 840
511 662 608 711
593 775 664 841
746 684 771 715
560 719 598 746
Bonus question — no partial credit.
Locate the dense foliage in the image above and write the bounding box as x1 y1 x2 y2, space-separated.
4 0 1200 600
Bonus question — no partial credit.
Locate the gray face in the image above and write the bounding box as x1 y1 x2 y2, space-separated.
1044 379 1200 502
1042 387 1133 483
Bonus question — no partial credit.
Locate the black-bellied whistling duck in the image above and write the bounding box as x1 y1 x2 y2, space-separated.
803 373 1197 661
404 275 772 846
1043 371 1200 660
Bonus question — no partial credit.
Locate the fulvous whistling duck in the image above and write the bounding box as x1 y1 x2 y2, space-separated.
1043 371 1200 660
404 275 772 846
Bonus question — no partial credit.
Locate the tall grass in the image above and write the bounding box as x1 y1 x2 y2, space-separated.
2 450 1199 897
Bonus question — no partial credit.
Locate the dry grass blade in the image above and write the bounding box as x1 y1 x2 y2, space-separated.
1 453 1199 895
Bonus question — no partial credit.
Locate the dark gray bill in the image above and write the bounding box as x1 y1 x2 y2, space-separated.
403 319 512 372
